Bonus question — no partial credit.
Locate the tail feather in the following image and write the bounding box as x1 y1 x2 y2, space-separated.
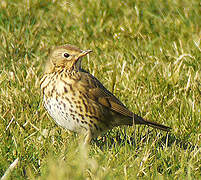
133 114 171 132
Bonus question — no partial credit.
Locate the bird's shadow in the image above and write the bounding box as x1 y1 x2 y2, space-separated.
92 128 195 151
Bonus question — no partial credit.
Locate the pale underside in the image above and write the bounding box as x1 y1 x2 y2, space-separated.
44 97 87 133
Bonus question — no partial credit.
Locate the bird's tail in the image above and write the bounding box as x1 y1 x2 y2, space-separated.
132 114 171 132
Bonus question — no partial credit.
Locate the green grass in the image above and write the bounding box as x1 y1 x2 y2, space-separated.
0 0 201 179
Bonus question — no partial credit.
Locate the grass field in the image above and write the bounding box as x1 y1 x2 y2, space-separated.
0 0 200 179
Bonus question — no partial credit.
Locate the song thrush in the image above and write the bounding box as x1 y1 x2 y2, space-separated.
40 44 171 143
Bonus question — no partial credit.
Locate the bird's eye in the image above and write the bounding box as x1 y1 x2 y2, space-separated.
63 53 70 58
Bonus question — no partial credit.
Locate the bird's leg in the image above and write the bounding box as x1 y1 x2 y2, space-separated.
133 114 135 126
132 114 136 142
84 130 92 145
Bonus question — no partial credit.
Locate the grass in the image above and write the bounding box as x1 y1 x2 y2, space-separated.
0 0 200 179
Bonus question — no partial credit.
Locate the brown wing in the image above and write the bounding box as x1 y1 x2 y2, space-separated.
80 71 133 117
79 71 171 132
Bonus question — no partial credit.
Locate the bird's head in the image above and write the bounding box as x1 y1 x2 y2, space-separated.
44 44 92 73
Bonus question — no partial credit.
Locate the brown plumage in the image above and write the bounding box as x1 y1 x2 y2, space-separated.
40 44 171 143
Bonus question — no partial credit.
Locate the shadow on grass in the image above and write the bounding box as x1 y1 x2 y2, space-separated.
93 129 195 151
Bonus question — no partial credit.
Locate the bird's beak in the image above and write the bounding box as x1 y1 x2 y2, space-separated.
78 50 92 58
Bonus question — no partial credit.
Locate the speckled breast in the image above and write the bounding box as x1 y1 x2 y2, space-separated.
43 95 89 133
40 71 103 134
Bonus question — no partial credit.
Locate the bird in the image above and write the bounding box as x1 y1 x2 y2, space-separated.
40 44 171 144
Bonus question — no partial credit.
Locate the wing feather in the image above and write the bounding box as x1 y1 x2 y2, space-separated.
80 71 133 117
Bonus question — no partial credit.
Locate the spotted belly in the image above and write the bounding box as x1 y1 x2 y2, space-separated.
43 96 89 133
